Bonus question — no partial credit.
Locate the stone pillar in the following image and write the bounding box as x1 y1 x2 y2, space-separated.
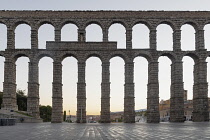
195 29 205 50
147 60 159 123
78 29 86 42
149 29 157 50
76 61 86 123
170 60 185 122
103 28 109 42
126 28 132 49
173 30 181 51
27 61 40 118
100 61 110 123
51 61 63 123
2 60 18 110
7 28 15 49
55 27 61 42
31 27 38 49
193 60 209 122
124 61 135 123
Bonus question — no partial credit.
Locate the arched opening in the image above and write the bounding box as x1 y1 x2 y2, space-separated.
134 56 148 122
38 24 54 49
109 24 126 49
204 24 210 51
157 24 173 51
0 23 7 51
15 24 31 49
61 23 78 41
183 56 194 100
132 24 149 49
183 56 194 121
206 57 210 98
181 24 196 51
0 56 4 92
86 24 103 42
86 57 101 122
62 57 77 122
110 56 124 122
158 56 171 121
16 56 30 111
39 57 53 107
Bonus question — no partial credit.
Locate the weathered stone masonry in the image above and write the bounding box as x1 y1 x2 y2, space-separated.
0 11 210 123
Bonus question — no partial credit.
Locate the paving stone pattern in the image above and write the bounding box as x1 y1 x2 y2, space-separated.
0 122 210 140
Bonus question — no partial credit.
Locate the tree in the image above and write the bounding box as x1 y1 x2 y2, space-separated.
16 90 27 111
63 110 66 121
0 90 27 110
39 105 52 122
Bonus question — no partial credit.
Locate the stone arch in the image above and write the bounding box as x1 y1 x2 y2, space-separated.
156 20 176 31
108 51 128 62
85 23 103 42
35 52 55 63
84 51 104 62
203 23 210 51
61 22 78 41
156 22 174 51
0 23 7 51
180 21 199 31
60 20 79 29
13 20 31 30
158 52 177 62
182 52 199 63
108 22 126 49
11 51 31 62
37 20 55 29
203 20 210 28
38 22 55 49
181 23 196 51
38 55 54 108
60 51 78 62
132 20 152 30
108 20 127 29
14 23 31 49
0 20 7 25
0 52 4 57
133 51 152 62
132 22 150 49
84 20 104 29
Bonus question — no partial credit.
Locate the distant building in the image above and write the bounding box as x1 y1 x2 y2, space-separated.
66 115 77 122
86 115 100 123
159 90 209 122
110 112 124 122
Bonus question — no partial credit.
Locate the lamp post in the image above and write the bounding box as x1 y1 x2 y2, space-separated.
69 110 70 122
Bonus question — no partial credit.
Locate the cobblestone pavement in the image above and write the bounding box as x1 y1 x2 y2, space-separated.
1 122 210 140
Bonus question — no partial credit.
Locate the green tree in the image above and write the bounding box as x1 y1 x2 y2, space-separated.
16 90 27 111
0 90 27 110
39 105 52 122
63 110 66 121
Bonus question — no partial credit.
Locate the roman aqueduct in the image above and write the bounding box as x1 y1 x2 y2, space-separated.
0 11 210 123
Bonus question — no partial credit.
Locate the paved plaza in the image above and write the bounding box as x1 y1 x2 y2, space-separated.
0 122 210 140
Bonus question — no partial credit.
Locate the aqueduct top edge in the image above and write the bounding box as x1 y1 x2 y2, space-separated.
1 11 210 18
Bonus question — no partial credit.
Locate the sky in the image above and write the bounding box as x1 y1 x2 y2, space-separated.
1 0 210 115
